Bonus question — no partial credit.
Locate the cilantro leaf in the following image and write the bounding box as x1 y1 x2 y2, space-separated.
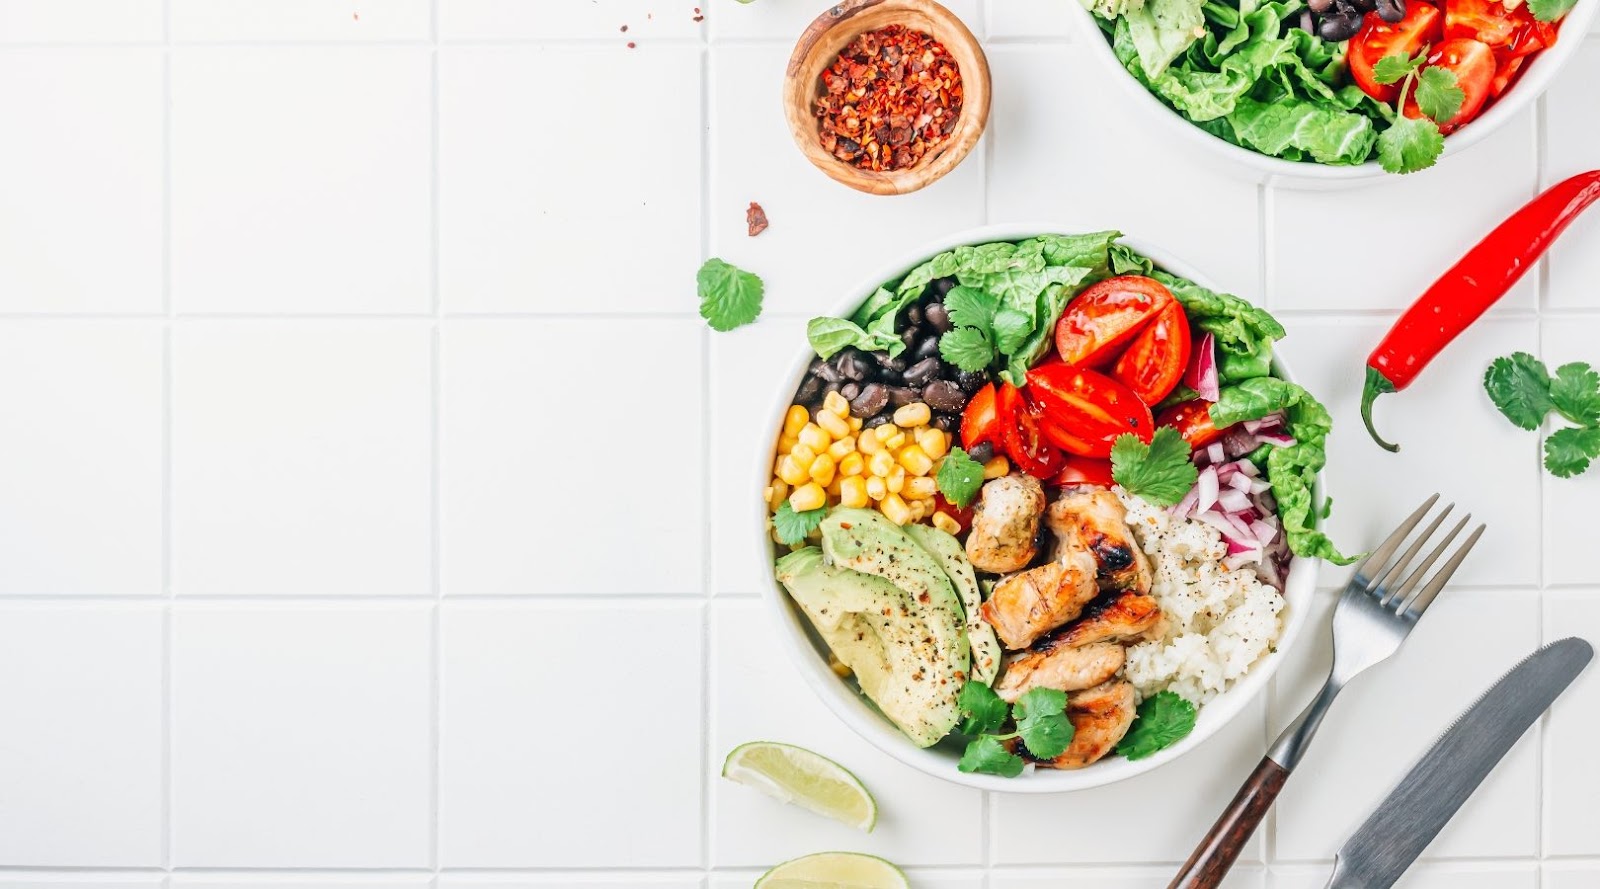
1377 115 1445 175
1544 426 1600 479
1111 427 1199 507
696 258 763 332
991 307 1035 356
1415 67 1465 124
1115 691 1198 761
1013 687 1075 759
1372 50 1423 85
772 500 828 545
1483 351 1555 430
958 735 1025 777
1550 362 1600 427
1527 0 1577 21
957 680 1009 735
939 326 996 372
943 286 999 337
937 447 986 510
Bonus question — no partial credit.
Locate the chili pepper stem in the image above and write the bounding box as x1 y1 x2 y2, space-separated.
1361 367 1400 452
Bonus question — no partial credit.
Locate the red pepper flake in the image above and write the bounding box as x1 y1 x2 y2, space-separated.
694 14 704 22
627 41 637 48
746 202 769 237
814 24 964 173
620 24 629 32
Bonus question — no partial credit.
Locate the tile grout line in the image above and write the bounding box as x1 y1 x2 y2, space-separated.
428 0 444 875
160 0 175 870
699 33 716 875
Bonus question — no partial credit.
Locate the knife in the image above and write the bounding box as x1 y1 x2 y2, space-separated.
1325 636 1593 889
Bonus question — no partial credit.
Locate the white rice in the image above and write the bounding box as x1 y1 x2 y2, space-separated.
1116 488 1285 706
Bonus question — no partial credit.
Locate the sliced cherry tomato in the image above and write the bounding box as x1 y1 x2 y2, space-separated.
1402 39 1496 134
1112 301 1192 406
1052 276 1173 367
960 383 1000 450
1024 362 1154 459
1349 2 1445 104
1155 398 1227 450
1490 56 1524 97
1446 0 1557 59
1047 455 1116 489
996 382 1064 477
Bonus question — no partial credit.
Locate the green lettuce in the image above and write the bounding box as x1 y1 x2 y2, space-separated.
807 316 902 359
1124 0 1207 79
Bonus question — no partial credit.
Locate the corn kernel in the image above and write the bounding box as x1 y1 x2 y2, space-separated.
766 480 790 510
881 430 906 451
825 477 843 498
874 423 900 443
857 431 884 455
827 437 856 461
799 423 831 452
917 427 949 459
866 476 888 501
881 493 912 525
777 434 799 455
771 526 786 544
906 476 938 500
898 445 934 477
848 416 864 431
983 455 1011 479
868 451 895 478
790 443 816 466
784 404 811 437
909 500 928 521
893 402 932 428
824 390 851 418
887 466 906 494
839 452 865 477
778 455 809 486
839 476 869 509
810 453 837 486
932 511 962 535
790 482 826 512
816 409 850 439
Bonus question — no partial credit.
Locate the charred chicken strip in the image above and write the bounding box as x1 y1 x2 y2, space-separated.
1049 590 1164 649
993 640 1125 703
1047 490 1152 594
965 474 1046 574
979 548 1099 650
1037 679 1138 769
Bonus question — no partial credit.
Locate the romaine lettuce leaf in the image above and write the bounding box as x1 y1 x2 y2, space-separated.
1123 0 1207 79
1227 95 1377 166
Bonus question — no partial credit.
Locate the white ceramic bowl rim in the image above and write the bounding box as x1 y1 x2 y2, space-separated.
757 223 1322 793
1068 0 1600 184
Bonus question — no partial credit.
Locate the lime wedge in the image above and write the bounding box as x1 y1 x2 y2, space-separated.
755 851 909 889
721 741 877 832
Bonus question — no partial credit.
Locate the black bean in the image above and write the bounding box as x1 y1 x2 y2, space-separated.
873 352 906 372
968 441 995 464
838 350 876 382
932 414 958 432
931 277 957 297
1374 0 1405 22
849 383 889 418
955 369 987 393
887 386 920 408
901 328 918 348
840 381 861 401
863 414 892 429
795 376 821 403
812 360 841 384
1317 9 1364 41
923 379 966 413
923 302 952 332
905 305 924 327
903 357 942 388
913 335 942 361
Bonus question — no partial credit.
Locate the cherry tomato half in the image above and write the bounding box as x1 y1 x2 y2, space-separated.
1155 398 1227 450
1047 455 1116 489
960 383 1000 451
1025 362 1154 459
1446 0 1557 60
1112 300 1192 406
1349 2 1444 104
1053 276 1174 368
996 382 1064 477
1490 56 1524 97
1402 38 1496 134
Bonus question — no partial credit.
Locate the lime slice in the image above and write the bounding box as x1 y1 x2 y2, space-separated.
721 741 877 832
755 851 909 889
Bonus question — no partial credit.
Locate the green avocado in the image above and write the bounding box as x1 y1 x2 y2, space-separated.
775 547 956 747
904 523 1002 686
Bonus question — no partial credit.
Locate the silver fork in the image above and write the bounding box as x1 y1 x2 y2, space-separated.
1167 494 1485 889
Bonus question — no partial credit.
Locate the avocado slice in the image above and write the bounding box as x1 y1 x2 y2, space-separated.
904 524 1003 686
775 547 955 747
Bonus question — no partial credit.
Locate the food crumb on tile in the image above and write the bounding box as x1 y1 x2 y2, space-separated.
747 202 769 237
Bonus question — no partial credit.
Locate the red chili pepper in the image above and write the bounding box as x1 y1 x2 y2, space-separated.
1362 169 1600 451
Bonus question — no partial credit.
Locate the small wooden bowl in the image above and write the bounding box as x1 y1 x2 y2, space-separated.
784 0 990 196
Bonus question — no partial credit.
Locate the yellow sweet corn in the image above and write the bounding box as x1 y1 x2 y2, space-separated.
906 476 937 500
873 423 900 443
983 455 1011 479
783 405 810 437
909 499 927 522
932 511 961 535
881 493 912 525
893 402 931 428
827 437 856 461
825 477 842 498
777 434 799 455
810 453 836 486
839 476 869 509
898 445 934 477
881 430 906 451
839 452 865 477
857 430 884 455
798 423 831 452
887 466 906 494
869 451 895 478
777 455 809 487
866 476 888 501
791 443 816 466
790 482 826 512
917 427 948 459
824 391 850 418
848 416 864 432
816 409 851 439
765 481 789 510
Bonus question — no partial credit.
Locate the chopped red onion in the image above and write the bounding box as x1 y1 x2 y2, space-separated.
1197 466 1220 512
1186 333 1220 402
1218 488 1252 513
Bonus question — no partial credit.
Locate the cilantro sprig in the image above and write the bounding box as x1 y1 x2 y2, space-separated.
1372 47 1462 175
1110 426 1199 507
955 683 1076 777
936 447 985 509
1484 351 1600 478
939 286 1002 373
1115 691 1198 761
772 500 828 545
697 258 764 332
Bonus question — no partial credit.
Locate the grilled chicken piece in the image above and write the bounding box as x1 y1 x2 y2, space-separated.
979 548 1099 650
993 640 1125 703
1050 590 1164 649
1037 679 1138 769
1047 490 1152 594
965 474 1046 574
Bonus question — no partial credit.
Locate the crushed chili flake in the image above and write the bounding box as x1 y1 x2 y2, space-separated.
746 202 769 237
620 24 628 32
627 41 637 48
814 24 963 173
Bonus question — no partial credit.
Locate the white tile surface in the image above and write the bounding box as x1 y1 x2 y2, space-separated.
440 0 706 40
171 0 431 42
0 880 164 889
988 0 1080 37
711 0 982 39
1545 862 1600 889
0 49 164 313
444 878 702 889
1544 43 1600 309
170 47 432 314
1271 590 1542 862
439 319 703 596
439 601 703 867
1270 862 1537 889
0 0 162 42
0 323 164 596
171 321 432 597
0 605 164 866
438 46 702 314
1541 316 1600 586
997 869 1262 889
170 604 433 867
174 879 433 889
1543 590 1600 857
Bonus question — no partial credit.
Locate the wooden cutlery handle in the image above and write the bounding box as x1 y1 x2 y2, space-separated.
1167 756 1289 889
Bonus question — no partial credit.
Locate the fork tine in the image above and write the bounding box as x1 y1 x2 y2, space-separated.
1374 503 1453 606
1351 493 1441 582
1386 513 1471 614
1401 523 1485 616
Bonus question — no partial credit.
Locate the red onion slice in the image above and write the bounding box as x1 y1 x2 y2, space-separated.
1186 333 1219 402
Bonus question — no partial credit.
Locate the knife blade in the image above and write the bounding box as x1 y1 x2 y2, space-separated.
1325 636 1592 888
